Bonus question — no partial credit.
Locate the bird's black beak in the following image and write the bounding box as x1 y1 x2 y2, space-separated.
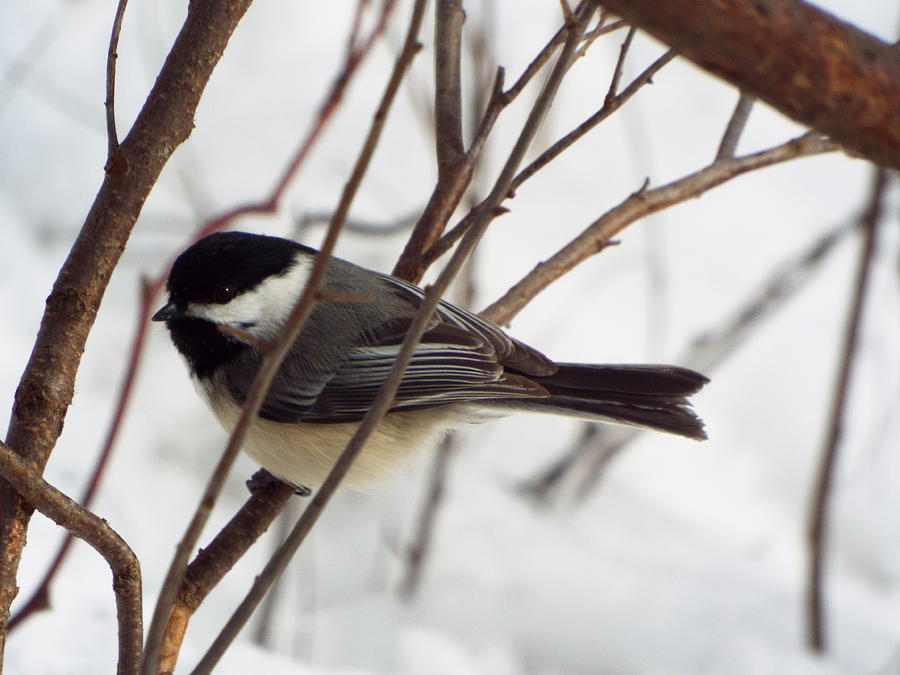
151 301 183 322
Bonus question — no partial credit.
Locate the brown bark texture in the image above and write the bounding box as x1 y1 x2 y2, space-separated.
598 0 900 170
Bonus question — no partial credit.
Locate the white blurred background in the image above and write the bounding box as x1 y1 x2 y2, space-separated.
1 1 898 673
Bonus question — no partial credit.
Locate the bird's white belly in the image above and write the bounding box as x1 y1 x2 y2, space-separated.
195 377 453 489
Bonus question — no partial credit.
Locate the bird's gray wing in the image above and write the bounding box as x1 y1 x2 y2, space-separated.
231 273 556 424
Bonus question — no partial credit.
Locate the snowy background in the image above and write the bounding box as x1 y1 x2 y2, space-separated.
2 1 899 673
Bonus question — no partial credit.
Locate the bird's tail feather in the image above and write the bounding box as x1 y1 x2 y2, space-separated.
496 363 708 440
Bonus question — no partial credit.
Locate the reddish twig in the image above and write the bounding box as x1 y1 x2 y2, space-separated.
604 25 636 105
806 167 890 652
393 1 607 283
104 0 129 160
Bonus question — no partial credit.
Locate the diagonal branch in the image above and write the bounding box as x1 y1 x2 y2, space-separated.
393 1 603 282
595 0 900 170
481 132 837 325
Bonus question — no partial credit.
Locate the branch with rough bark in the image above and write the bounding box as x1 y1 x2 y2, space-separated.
597 0 900 170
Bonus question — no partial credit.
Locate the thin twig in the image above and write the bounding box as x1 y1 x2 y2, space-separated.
191 8 597 671
716 92 755 161
140 4 403 672
481 132 837 325
423 49 677 267
806 167 890 653
605 25 636 105
158 482 294 674
511 49 677 194
0 441 141 675
105 0 130 161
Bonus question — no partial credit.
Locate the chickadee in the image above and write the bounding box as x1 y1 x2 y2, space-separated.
153 231 708 490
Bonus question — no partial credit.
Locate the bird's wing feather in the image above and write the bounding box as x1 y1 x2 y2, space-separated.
237 273 553 424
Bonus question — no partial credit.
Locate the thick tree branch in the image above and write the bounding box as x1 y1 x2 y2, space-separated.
0 0 253 664
0 441 141 675
597 0 900 170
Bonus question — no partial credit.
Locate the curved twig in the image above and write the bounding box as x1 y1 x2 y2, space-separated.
104 0 130 161
0 441 141 675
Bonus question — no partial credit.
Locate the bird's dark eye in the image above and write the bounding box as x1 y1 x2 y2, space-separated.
213 286 235 303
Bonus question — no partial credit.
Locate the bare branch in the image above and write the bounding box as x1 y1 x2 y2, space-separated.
806 167 891 653
604 25 636 104
481 132 837 325
158 482 294 674
595 0 900 170
0 441 141 675
104 0 129 160
511 49 677 194
715 92 755 161
434 0 466 173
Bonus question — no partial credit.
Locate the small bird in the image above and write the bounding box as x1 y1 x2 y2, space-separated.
153 231 708 490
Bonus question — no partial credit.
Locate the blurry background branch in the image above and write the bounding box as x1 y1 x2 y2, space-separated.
806 167 892 653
